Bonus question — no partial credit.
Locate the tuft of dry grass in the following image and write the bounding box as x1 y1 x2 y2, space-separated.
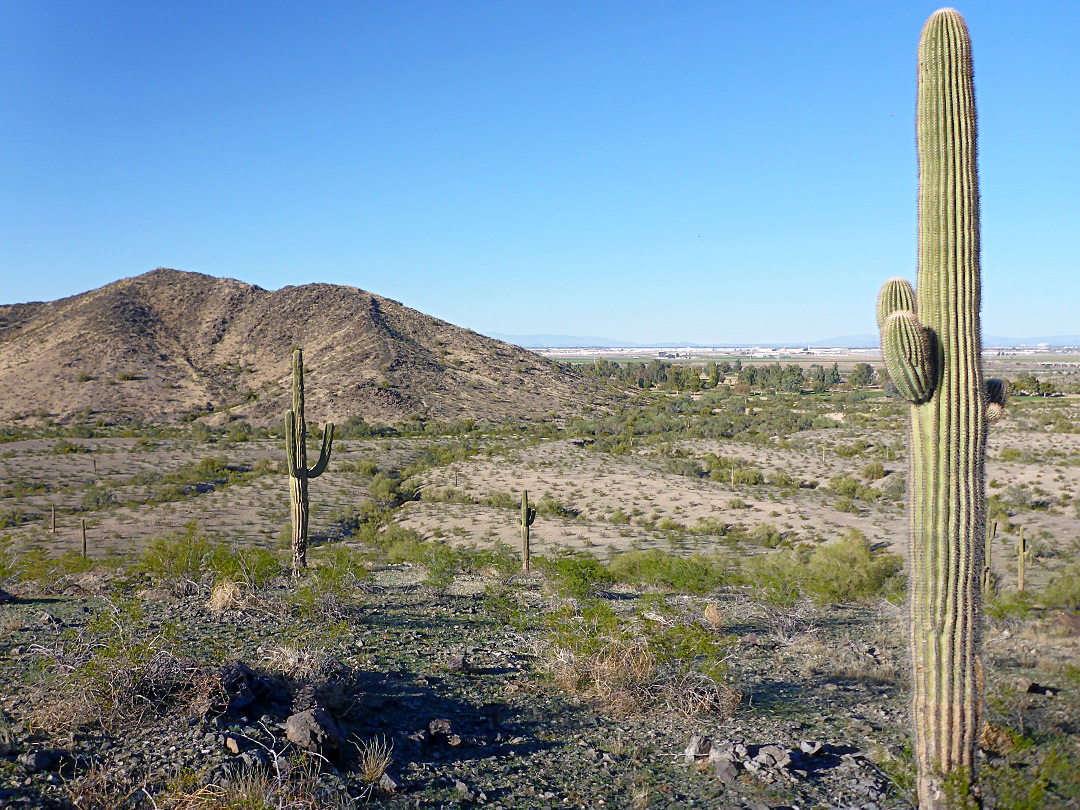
62 764 136 810
207 580 242 612
2 610 23 633
259 644 334 681
703 602 723 631
356 736 394 785
658 670 742 717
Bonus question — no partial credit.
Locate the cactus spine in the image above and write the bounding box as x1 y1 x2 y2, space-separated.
285 349 334 577
520 490 537 572
877 9 989 807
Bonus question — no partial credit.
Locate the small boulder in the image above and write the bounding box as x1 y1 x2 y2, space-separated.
379 771 403 793
1051 611 1080 637
445 650 469 672
683 734 711 763
713 757 739 784
286 708 342 758
18 750 59 773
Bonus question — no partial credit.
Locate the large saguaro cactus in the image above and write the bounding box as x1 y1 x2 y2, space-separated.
286 349 334 577
876 9 1004 807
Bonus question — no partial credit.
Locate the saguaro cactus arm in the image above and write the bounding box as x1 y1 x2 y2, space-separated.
876 277 917 330
880 309 937 405
308 424 335 478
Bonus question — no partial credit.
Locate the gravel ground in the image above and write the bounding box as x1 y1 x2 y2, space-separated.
0 565 1077 810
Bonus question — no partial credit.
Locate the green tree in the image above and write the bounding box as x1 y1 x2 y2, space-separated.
849 363 874 388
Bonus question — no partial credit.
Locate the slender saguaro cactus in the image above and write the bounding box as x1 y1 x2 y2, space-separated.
875 9 1005 807
1017 527 1026 593
285 349 334 577
982 519 996 593
520 490 537 572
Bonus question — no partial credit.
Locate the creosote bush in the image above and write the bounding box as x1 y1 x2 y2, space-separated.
742 530 904 607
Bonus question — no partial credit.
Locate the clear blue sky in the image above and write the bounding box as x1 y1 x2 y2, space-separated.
2 1 1076 344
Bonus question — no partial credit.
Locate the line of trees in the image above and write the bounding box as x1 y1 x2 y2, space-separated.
575 358 880 395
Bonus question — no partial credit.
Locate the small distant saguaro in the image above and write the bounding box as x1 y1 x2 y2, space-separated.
285 348 334 577
520 490 537 572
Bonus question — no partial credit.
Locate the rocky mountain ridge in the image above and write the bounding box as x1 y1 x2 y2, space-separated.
0 268 611 427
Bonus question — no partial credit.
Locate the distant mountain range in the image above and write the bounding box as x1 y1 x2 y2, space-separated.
488 332 1080 350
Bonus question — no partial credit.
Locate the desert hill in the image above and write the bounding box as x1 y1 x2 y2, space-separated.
0 268 614 427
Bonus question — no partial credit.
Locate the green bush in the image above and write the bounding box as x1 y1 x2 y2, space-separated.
743 530 904 606
607 549 733 594
537 551 614 599
386 537 460 589
208 545 283 589
81 486 116 511
1044 562 1080 610
861 461 887 481
536 494 579 519
137 523 214 583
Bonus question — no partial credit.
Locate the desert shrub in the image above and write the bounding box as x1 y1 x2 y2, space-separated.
81 486 116 511
663 457 706 479
542 600 739 718
459 541 520 578
137 523 214 584
768 470 796 489
835 497 859 513
328 503 385 538
368 473 416 508
5 547 97 585
607 549 733 594
984 590 1033 621
1044 562 1080 610
0 475 50 498
226 421 251 442
743 530 904 606
881 475 907 501
308 544 371 595
609 508 630 525
861 461 887 481
386 536 461 589
207 545 283 589
482 490 517 509
829 475 879 502
53 439 88 454
537 551 614 599
0 508 28 528
30 598 194 732
536 494 579 519
750 523 783 548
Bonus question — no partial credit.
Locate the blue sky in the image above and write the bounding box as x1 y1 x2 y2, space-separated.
2 1 1076 344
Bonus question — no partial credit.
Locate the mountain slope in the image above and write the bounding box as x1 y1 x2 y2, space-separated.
0 269 613 427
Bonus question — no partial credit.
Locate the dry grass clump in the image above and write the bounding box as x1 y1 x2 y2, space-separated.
207 580 242 612
62 764 136 809
356 736 394 785
545 628 740 718
1 608 23 633
548 636 656 714
658 670 742 718
703 602 723 631
158 761 354 810
260 644 336 681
